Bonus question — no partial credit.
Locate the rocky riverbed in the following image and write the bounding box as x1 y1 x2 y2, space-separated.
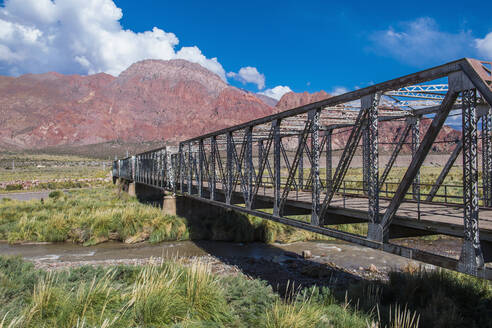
0 239 444 291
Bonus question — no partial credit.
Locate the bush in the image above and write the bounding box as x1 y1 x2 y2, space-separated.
5 184 22 191
48 190 64 200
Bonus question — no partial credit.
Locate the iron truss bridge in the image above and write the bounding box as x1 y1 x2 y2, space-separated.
113 58 492 279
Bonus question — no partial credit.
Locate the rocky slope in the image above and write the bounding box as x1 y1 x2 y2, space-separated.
0 59 275 150
0 62 460 155
276 90 331 111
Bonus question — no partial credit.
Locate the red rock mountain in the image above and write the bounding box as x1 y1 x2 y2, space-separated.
0 61 459 154
276 90 331 111
0 59 275 150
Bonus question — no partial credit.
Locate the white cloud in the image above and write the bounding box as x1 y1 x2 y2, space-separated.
369 17 473 65
476 32 492 60
0 0 226 79
227 66 265 89
258 85 292 100
331 86 348 96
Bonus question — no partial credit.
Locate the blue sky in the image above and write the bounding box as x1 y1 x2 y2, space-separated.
0 0 491 99
116 0 492 93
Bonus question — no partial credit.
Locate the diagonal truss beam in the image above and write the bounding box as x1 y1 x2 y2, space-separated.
279 118 313 214
426 140 463 202
319 104 369 219
379 121 412 188
379 74 461 240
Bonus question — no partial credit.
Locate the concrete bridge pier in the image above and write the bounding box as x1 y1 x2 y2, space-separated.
116 180 235 221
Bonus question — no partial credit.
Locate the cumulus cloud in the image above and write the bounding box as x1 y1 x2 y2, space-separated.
0 0 226 79
258 85 292 100
227 66 265 90
331 86 349 96
369 17 473 66
476 32 492 60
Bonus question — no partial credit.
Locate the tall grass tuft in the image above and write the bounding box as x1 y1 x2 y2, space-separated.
388 304 420 328
127 262 185 326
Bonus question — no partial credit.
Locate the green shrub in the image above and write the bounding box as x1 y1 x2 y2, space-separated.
48 190 64 200
5 184 22 191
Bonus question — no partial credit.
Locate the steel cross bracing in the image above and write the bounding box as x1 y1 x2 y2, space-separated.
113 58 492 279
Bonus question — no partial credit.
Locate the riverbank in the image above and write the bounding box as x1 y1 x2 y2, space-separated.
0 256 375 328
1 250 490 328
0 187 342 245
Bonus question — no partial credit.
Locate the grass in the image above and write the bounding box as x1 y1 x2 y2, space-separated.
0 152 110 192
0 256 373 328
2 257 489 328
0 186 329 245
346 266 492 328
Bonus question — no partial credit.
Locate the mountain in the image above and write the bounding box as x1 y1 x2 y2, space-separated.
276 90 331 111
255 94 278 107
0 61 460 156
0 59 275 151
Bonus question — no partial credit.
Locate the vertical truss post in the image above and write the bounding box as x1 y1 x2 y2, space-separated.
226 132 233 204
325 129 333 194
362 126 369 195
152 152 156 185
188 143 192 194
136 156 139 182
164 151 168 188
310 109 321 226
364 93 382 241
258 140 264 189
246 127 253 209
298 135 304 189
198 140 204 197
411 118 421 201
179 145 184 193
482 110 492 206
131 156 136 181
273 119 281 216
158 151 162 187
459 88 485 274
210 136 217 200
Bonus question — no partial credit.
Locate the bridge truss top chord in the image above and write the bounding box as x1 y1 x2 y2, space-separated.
114 58 492 279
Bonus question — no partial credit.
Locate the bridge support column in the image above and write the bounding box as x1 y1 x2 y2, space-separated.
246 127 254 209
226 132 233 205
128 182 136 197
310 109 321 226
482 109 492 207
362 125 369 195
298 135 304 190
198 140 204 197
364 93 383 242
210 136 217 201
325 129 333 194
411 117 421 201
273 119 281 216
459 88 485 275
